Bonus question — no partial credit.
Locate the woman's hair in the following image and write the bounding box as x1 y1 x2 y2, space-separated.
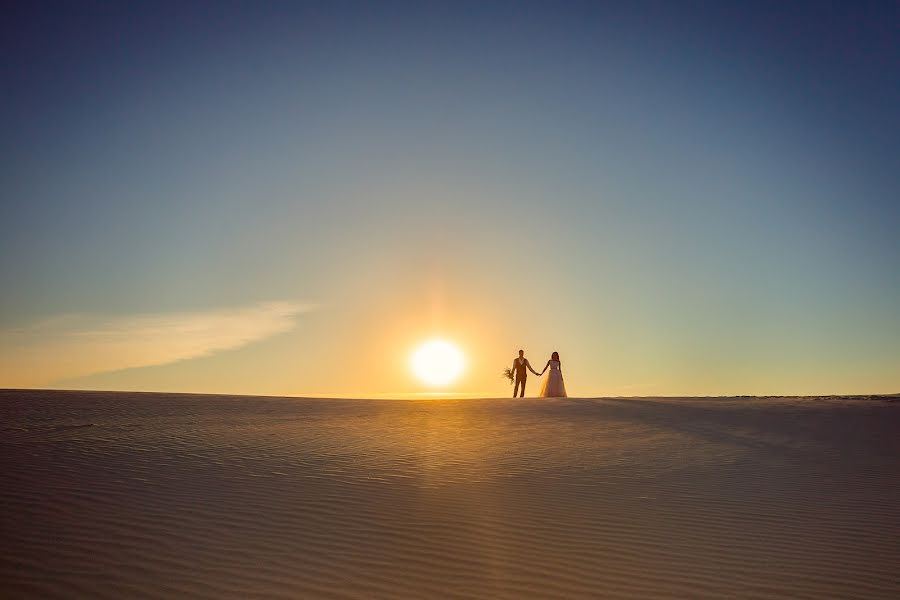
552 351 560 361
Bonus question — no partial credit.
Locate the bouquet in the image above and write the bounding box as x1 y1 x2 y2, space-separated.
502 367 514 384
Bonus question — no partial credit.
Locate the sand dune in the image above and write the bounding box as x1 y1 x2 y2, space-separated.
1 391 898 599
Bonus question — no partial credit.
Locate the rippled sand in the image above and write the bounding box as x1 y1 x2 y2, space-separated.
1 390 898 599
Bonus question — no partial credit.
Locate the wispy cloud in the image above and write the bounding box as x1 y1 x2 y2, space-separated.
0 301 311 387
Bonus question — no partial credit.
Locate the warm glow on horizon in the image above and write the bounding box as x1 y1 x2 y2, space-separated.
411 339 465 387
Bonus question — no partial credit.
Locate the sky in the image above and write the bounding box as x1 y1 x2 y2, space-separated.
2 1 899 397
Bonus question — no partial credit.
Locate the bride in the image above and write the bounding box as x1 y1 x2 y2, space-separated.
538 352 567 398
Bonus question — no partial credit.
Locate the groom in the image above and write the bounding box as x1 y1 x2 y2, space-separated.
511 349 540 398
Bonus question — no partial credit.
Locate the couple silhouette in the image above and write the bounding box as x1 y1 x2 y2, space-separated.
511 349 567 398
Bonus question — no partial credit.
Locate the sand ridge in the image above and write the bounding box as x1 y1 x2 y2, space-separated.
1 391 898 599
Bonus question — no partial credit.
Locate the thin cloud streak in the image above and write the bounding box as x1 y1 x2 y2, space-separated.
0 302 312 387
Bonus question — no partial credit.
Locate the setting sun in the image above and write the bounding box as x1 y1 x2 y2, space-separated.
411 339 465 387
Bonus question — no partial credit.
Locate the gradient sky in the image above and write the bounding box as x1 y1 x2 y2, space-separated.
2 1 899 397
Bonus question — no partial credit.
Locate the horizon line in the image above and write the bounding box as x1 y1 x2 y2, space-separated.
2 387 898 401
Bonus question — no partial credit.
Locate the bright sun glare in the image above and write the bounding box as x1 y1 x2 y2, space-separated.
411 339 465 387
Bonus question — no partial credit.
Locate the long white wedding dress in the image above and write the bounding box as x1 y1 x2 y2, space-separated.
540 360 567 398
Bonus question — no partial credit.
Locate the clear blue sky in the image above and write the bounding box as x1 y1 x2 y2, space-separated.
2 1 898 396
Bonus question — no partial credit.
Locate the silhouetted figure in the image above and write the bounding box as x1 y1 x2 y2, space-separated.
512 349 540 398
538 351 567 397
